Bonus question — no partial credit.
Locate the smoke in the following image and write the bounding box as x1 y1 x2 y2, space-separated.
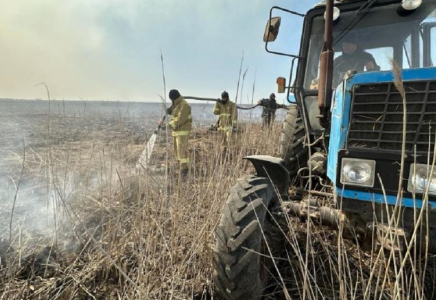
0 101 147 257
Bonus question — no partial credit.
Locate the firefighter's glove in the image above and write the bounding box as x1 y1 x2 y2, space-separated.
217 99 223 105
232 127 237 133
158 123 167 130
166 107 172 115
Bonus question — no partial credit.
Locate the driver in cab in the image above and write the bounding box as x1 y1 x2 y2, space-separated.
333 33 380 86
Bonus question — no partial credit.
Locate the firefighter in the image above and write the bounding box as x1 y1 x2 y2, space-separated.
257 93 287 127
162 89 192 177
213 91 237 151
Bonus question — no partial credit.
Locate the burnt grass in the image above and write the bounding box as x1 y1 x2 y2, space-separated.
1 117 436 299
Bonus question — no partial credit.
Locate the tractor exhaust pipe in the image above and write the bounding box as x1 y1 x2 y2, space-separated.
317 0 334 128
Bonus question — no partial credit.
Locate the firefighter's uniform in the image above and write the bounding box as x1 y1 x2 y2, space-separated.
168 96 192 171
213 100 237 150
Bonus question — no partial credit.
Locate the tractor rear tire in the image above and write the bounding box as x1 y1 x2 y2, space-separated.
280 105 307 173
213 175 287 300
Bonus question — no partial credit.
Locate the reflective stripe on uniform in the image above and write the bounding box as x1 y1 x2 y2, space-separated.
180 158 190 163
220 113 231 117
218 126 232 131
172 130 191 137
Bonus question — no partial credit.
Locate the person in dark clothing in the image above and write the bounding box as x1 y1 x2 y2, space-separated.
333 34 380 87
257 93 287 127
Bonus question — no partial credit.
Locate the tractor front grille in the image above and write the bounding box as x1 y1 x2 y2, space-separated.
348 81 436 154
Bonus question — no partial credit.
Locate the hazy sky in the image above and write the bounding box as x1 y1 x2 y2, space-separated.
0 0 320 103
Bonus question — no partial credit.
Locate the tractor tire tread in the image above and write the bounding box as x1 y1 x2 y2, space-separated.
213 176 287 300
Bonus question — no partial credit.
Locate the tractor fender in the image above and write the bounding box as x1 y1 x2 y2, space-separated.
244 155 290 195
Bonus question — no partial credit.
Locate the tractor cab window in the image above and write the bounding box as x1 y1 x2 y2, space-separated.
402 35 412 69
304 2 436 90
332 47 394 72
431 27 436 64
366 47 394 70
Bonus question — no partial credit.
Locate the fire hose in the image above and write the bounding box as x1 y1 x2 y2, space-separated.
184 96 260 110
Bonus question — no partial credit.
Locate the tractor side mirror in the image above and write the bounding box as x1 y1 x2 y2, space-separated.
276 77 286 93
263 17 281 42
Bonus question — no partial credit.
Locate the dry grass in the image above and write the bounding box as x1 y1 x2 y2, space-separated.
1 116 436 300
0 121 282 299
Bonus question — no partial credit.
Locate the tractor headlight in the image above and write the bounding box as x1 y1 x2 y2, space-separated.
340 158 376 187
407 164 436 195
401 0 422 10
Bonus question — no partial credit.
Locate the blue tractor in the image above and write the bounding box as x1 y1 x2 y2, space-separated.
213 0 436 299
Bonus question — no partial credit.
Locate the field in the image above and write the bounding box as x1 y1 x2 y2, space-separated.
1 110 436 300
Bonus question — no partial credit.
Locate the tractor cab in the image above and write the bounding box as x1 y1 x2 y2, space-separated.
266 0 436 131
301 0 436 130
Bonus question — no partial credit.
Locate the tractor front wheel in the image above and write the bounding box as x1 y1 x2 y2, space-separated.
213 175 287 300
